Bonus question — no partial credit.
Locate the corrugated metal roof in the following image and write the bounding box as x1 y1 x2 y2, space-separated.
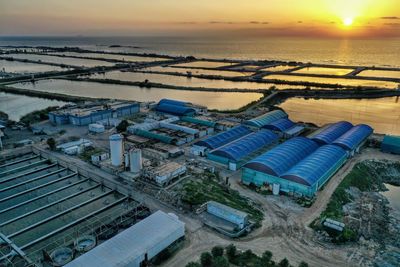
158 99 188 106
207 201 248 219
155 103 195 116
381 135 400 154
65 211 185 267
194 125 251 149
210 130 278 161
281 145 347 186
244 110 288 128
181 116 216 128
134 129 177 144
262 118 295 132
244 137 318 176
311 121 353 145
332 124 373 151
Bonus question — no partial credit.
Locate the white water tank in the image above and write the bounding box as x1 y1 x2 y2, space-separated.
109 134 124 166
129 148 142 173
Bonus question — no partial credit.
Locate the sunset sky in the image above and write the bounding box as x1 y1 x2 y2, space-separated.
1 0 399 37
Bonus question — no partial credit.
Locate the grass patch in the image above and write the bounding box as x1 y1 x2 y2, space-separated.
20 106 59 125
181 176 263 225
78 147 104 162
312 160 400 243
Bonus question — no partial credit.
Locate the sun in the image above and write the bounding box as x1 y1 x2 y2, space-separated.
343 17 354 26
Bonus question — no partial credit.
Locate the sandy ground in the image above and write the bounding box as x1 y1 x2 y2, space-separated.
161 148 400 267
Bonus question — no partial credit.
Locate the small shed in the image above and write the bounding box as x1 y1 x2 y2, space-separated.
381 135 400 155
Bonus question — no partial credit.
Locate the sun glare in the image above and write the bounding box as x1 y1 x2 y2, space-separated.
343 17 354 26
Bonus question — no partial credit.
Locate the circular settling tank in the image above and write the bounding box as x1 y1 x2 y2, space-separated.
74 235 97 252
50 247 74 266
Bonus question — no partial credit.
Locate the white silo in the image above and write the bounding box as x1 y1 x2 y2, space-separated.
129 148 142 173
109 134 124 166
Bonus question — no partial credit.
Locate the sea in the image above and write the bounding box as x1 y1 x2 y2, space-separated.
0 35 399 211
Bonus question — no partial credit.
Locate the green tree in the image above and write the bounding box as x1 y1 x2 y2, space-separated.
261 250 273 265
213 256 229 267
185 262 201 267
225 244 236 261
116 120 129 132
211 246 224 258
299 262 309 267
243 249 254 260
47 138 56 150
200 252 213 267
278 258 289 267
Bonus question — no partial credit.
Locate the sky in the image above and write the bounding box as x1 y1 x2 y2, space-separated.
1 0 399 37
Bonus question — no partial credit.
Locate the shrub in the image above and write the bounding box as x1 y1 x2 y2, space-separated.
213 256 229 267
225 244 236 261
200 252 213 267
185 262 201 267
211 246 224 258
46 138 56 150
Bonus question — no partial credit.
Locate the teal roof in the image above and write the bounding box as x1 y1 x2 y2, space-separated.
134 129 176 144
381 135 400 154
181 116 216 128
244 110 288 128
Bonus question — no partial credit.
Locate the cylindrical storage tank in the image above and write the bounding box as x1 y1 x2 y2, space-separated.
129 148 142 173
124 152 129 168
109 134 124 166
272 183 280 195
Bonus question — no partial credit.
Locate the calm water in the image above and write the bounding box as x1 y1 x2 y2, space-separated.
48 52 166 62
0 92 68 121
144 66 250 77
11 79 263 110
279 97 400 135
382 184 400 213
0 59 63 74
90 71 305 90
265 74 398 89
1 36 400 67
5 53 114 68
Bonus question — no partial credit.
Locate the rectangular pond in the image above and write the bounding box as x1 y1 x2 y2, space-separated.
144 66 252 77
0 59 64 74
293 67 352 76
264 74 398 89
48 52 168 62
279 96 400 135
5 53 115 67
0 92 69 121
89 70 306 90
11 79 263 110
171 61 231 68
358 70 400 79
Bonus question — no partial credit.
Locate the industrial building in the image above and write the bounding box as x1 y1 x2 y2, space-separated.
244 110 288 128
154 99 196 116
242 121 373 197
143 161 187 186
0 148 148 266
206 201 249 230
262 118 305 138
207 129 279 170
56 138 93 155
381 135 400 154
65 210 185 267
128 116 215 146
192 125 252 156
49 101 140 126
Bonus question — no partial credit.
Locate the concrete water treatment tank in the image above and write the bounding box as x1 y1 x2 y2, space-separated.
129 148 142 173
109 134 124 166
